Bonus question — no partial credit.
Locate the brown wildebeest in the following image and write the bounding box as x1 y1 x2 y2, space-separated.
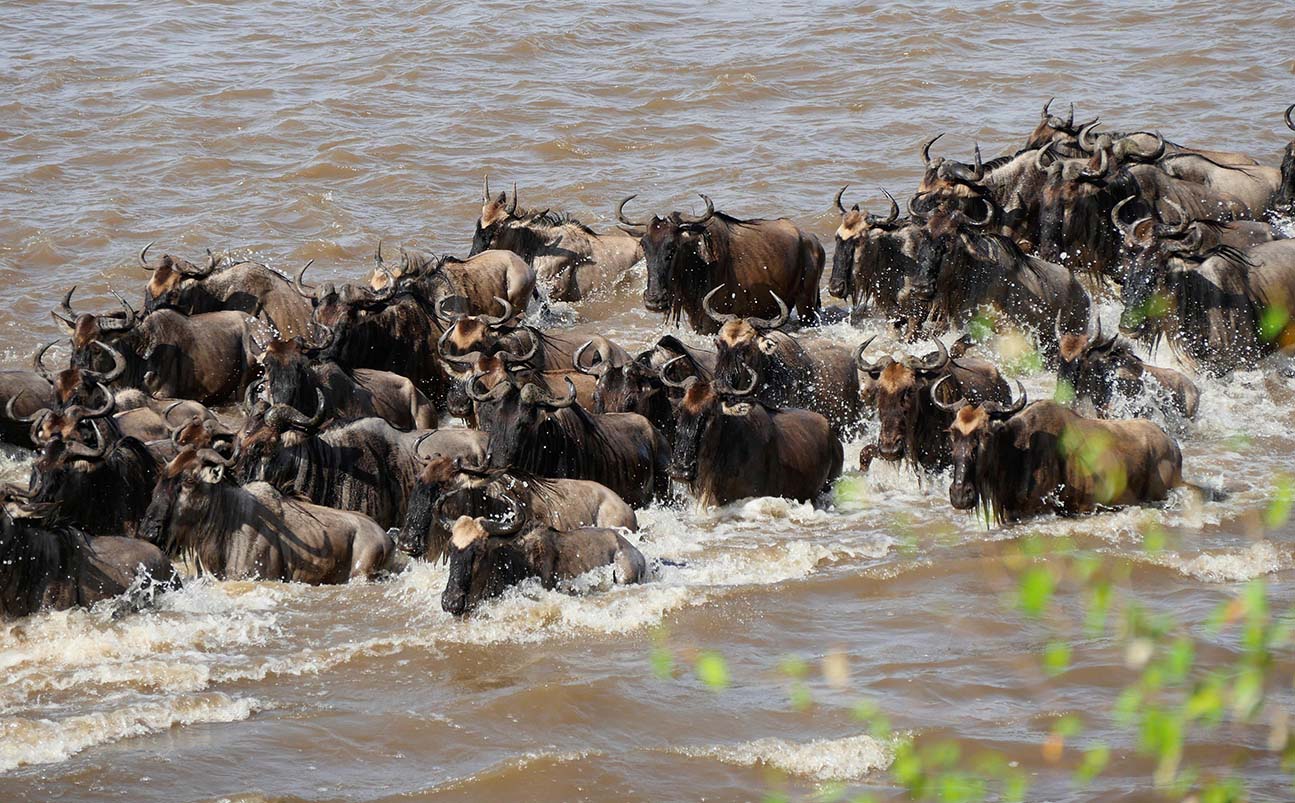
941 388 1184 524
829 188 928 323
396 454 636 562
142 447 403 584
855 338 1010 472
668 369 843 507
139 243 313 339
1055 322 1199 420
616 193 824 334
470 180 643 302
373 242 535 318
439 493 646 616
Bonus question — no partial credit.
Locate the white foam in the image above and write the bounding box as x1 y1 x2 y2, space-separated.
1150 540 1292 583
672 733 892 781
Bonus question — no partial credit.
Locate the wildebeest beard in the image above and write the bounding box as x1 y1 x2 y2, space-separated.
487 404 641 494
32 437 158 538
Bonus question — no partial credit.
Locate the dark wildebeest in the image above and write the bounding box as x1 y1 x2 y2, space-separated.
911 202 1091 356
294 261 446 401
855 338 1010 472
258 336 436 430
940 389 1184 524
439 495 646 616
1055 322 1199 420
484 378 669 508
396 454 636 562
585 346 677 444
435 297 596 373
704 289 861 434
13 397 159 540
1276 103 1295 214
470 180 643 302
0 503 177 620
667 369 843 507
374 243 535 317
616 194 824 334
238 392 486 529
829 188 927 322
1119 238 1295 374
1111 197 1279 266
142 447 403 584
0 370 54 447
138 243 313 339
54 287 266 405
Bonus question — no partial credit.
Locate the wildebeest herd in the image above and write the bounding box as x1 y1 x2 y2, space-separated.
2 101 1293 620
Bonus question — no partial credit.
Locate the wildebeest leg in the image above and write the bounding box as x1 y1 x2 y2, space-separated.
350 531 393 580
612 543 646 585
859 443 877 472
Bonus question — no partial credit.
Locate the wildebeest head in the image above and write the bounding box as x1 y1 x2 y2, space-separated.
830 187 901 300
138 242 223 314
31 339 125 408
483 378 577 471
1278 103 1295 212
856 337 950 462
915 134 989 201
440 492 526 616
237 388 328 466
258 331 333 414
616 193 716 314
9 380 115 457
666 366 757 482
934 378 1027 511
706 287 790 389
294 258 396 343
140 446 238 552
1055 320 1130 413
585 340 667 423
51 286 142 378
435 296 519 368
397 446 494 561
471 178 521 256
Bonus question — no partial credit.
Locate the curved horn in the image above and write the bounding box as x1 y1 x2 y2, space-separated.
293 260 316 299
499 329 539 365
1078 120 1101 154
1034 141 1055 171
968 142 984 181
64 420 107 460
615 194 647 228
921 132 944 167
138 241 156 270
414 431 439 461
988 381 1028 419
720 365 758 397
870 189 900 226
87 340 126 384
681 193 715 226
1079 148 1110 182
1159 199 1191 237
434 294 468 323
367 249 396 302
480 490 526 537
506 182 518 216
1110 196 1137 239
658 355 693 389
482 174 491 203
959 198 997 230
54 286 79 326
854 335 884 374
573 340 608 376
701 285 738 325
31 340 58 382
1041 97 1053 121
929 374 967 412
4 389 50 424
268 388 327 430
481 296 514 328
66 382 115 420
95 289 138 333
196 445 239 468
747 291 789 330
916 338 949 373
907 193 931 223
437 326 481 367
1286 103 1295 133
542 377 577 409
834 185 849 214
243 379 265 412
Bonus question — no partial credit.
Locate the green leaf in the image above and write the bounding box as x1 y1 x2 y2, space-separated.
1043 641 1072 676
1265 476 1293 529
1260 303 1291 342
695 651 729 691
1163 638 1194 684
1085 581 1112 636
1051 714 1083 738
650 645 674 679
1018 566 1054 618
1073 744 1109 785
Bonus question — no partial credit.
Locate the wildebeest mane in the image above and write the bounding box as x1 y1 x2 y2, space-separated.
0 514 81 615
511 404 644 498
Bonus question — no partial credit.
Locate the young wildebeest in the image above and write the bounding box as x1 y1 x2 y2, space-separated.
397 455 637 563
373 243 536 317
0 502 177 620
143 447 402 584
704 288 861 434
238 391 487 529
259 335 436 431
939 388 1184 524
138 243 313 340
470 181 643 302
856 338 1010 472
54 287 267 405
668 369 843 507
616 194 824 334
485 378 669 507
1055 322 1199 421
439 493 646 616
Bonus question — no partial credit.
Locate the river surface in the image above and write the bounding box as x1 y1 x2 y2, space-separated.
2 1 1295 801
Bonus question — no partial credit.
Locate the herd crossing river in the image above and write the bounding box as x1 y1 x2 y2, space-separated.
2 2 1295 801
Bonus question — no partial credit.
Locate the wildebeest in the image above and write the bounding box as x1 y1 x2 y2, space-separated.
0 370 54 447
450 351 599 431
378 243 535 318
856 338 1010 472
259 336 436 430
54 287 266 404
1120 238 1295 373
295 262 446 400
1024 100 1258 166
143 447 403 583
396 454 637 562
940 389 1184 523
138 243 313 339
1056 322 1199 420
1111 197 1278 265
830 188 927 323
439 497 646 616
483 377 669 507
470 180 643 302
586 347 677 443
911 202 1092 355
0 505 177 620
704 289 861 433
616 194 824 334
668 369 843 507
1277 103 1295 213
238 392 487 528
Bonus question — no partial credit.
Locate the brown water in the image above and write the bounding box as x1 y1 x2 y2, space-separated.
2 2 1295 801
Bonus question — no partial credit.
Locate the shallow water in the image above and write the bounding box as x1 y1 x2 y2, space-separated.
2 1 1295 800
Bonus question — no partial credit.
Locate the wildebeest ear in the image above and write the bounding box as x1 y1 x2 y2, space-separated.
1132 219 1155 243
198 464 224 484
757 336 778 355
695 231 714 264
